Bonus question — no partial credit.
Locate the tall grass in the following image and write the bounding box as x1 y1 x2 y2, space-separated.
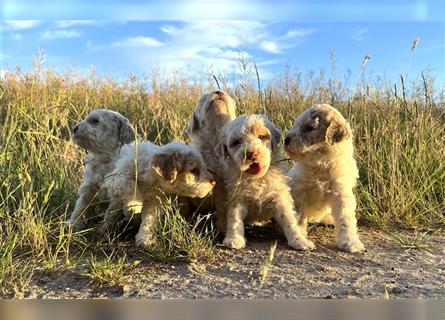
0 54 444 296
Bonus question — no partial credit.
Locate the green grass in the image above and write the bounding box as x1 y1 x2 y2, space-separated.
0 54 444 296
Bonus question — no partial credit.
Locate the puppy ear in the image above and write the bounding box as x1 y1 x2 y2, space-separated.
187 112 201 133
151 152 179 183
326 118 352 144
264 118 281 151
118 118 135 145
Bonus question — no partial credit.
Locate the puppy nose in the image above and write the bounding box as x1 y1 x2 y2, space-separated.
209 178 216 186
73 124 79 134
215 90 224 96
246 151 258 161
284 137 291 146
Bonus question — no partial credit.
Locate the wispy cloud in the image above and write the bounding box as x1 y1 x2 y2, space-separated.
54 20 103 28
260 41 280 54
42 29 81 40
112 36 164 48
351 28 368 42
11 33 23 41
3 20 40 31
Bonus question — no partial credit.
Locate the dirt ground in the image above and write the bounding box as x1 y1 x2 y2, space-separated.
20 226 445 299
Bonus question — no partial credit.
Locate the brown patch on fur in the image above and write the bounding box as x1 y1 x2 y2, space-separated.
151 151 182 183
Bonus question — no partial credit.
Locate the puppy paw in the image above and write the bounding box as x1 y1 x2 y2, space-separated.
135 232 156 247
68 216 86 232
223 235 246 250
338 238 365 253
288 237 315 251
126 200 143 215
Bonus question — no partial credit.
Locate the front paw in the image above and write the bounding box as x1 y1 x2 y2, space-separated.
338 238 365 253
288 237 315 251
68 214 86 231
126 200 143 215
135 231 156 247
223 235 246 250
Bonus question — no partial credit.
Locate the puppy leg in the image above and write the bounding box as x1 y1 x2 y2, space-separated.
273 194 315 250
100 199 124 233
69 182 99 231
222 201 248 249
135 199 160 247
331 186 365 253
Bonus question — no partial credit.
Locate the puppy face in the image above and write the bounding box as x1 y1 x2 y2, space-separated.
284 104 352 159
188 90 236 134
221 115 281 179
72 109 135 154
150 142 215 198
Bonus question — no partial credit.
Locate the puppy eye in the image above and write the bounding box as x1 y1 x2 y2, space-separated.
89 118 100 125
303 124 315 132
258 135 268 141
230 139 241 148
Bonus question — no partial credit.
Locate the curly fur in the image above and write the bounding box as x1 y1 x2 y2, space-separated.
104 141 215 247
68 109 135 230
285 103 365 253
219 114 315 250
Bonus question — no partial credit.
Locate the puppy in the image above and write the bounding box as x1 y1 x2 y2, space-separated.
187 90 236 223
219 114 315 250
104 141 215 247
68 109 135 230
284 103 365 253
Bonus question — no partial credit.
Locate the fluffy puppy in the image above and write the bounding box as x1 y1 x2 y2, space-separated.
104 141 215 247
187 90 236 220
219 114 315 250
68 109 135 230
284 103 365 253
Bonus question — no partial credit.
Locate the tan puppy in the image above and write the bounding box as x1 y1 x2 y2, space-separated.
284 104 365 253
187 90 236 224
104 141 215 247
69 109 135 230
219 114 315 250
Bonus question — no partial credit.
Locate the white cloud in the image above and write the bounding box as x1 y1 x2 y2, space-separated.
112 36 164 48
284 28 317 39
54 21 103 28
260 40 280 53
351 28 368 42
42 29 81 40
3 21 40 31
11 33 23 41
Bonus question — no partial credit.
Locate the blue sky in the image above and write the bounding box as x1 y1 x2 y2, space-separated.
1 1 444 85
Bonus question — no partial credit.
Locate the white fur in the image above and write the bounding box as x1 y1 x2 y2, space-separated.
104 141 215 247
219 114 315 250
285 104 365 253
68 109 135 230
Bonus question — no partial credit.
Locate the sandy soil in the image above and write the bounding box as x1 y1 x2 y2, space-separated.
17 226 445 299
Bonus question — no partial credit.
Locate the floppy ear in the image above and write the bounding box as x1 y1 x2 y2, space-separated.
264 118 282 151
151 152 179 183
118 118 135 145
187 112 201 133
326 118 352 144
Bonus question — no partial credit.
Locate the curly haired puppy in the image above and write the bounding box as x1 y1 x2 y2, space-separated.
105 141 215 247
187 90 236 220
219 114 315 250
284 104 365 253
68 109 135 230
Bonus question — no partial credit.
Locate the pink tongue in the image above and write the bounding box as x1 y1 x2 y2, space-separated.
246 163 261 175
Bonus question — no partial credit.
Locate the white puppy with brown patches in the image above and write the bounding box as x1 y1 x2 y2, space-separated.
69 109 135 231
284 104 365 253
220 114 315 250
104 141 215 247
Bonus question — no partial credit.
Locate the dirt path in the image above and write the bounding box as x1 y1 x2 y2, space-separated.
21 227 445 299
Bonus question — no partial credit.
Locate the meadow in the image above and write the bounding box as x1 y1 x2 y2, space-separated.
0 52 444 296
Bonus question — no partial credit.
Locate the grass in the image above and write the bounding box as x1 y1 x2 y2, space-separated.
0 50 444 296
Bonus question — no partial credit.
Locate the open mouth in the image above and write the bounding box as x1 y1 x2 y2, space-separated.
245 163 262 175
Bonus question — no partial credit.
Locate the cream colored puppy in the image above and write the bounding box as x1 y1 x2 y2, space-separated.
187 90 236 222
69 109 135 230
284 104 365 253
220 114 315 250
104 141 215 247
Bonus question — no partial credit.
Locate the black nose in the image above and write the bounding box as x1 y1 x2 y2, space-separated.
284 137 291 146
246 151 258 161
73 124 79 134
215 90 224 96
